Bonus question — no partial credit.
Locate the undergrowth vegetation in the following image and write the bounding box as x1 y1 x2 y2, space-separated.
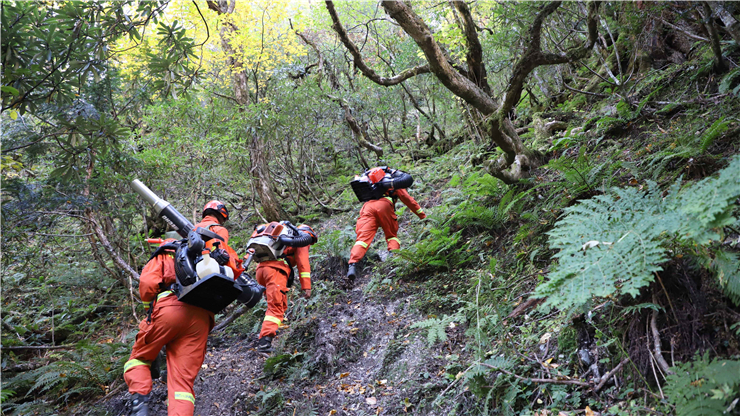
2 1 740 415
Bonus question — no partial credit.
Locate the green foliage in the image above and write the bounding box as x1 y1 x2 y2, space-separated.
312 227 356 261
3 341 129 412
410 312 463 347
718 68 740 96
664 354 740 416
1 1 167 113
547 147 617 194
397 226 473 272
699 117 729 154
537 156 740 309
263 353 304 378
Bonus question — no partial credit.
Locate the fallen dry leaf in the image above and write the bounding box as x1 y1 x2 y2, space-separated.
585 406 595 416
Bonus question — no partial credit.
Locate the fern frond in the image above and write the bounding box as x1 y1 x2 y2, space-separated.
699 118 728 154
537 156 740 309
537 184 672 308
665 355 740 416
483 356 514 370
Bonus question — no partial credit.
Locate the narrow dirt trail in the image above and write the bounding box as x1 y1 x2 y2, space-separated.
106 269 454 416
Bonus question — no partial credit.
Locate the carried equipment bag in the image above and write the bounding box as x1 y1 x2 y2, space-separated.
246 221 314 263
350 166 414 203
149 227 264 313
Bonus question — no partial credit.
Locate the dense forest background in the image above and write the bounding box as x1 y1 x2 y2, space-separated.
2 1 740 415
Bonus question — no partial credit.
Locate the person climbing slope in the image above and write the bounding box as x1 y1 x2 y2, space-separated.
249 222 318 354
347 166 426 281
123 238 213 416
123 200 244 416
193 200 244 279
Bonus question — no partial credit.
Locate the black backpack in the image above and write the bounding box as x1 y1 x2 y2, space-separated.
149 228 264 313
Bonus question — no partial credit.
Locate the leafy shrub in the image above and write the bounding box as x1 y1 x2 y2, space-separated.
547 147 617 194
397 226 473 272
410 312 464 347
2 341 129 413
536 156 740 309
312 227 356 261
664 354 740 416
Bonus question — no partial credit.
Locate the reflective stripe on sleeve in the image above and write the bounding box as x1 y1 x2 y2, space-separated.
300 272 310 278
174 392 195 404
124 359 151 373
416 208 424 214
354 241 368 248
384 197 393 204
142 301 151 308
264 315 282 325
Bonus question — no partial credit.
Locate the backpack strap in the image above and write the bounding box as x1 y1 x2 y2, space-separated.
148 241 181 262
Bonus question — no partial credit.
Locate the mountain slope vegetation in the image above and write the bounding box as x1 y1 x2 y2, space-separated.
2 1 740 415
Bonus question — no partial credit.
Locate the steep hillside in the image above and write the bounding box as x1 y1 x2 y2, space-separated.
2 2 740 416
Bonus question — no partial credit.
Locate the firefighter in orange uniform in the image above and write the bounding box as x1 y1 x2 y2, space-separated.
123 201 241 416
123 239 213 416
193 200 244 278
347 167 426 280
255 224 317 354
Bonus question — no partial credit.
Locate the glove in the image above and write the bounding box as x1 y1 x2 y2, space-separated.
210 247 230 266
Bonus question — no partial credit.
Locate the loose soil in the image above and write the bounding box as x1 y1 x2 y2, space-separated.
104 266 454 416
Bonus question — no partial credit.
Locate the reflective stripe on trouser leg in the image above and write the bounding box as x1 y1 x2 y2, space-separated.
386 237 401 251
162 303 211 416
257 266 288 338
124 359 151 373
174 392 195 404
350 203 379 264
264 315 282 325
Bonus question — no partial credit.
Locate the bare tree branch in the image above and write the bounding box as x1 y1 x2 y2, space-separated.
499 1 601 116
380 1 498 115
325 1 430 86
452 1 491 95
708 1 740 44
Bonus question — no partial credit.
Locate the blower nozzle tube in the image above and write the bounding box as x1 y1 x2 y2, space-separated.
131 179 194 238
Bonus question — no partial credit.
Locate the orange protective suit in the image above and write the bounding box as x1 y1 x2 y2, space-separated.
124 248 214 416
256 244 311 339
349 188 426 264
194 215 244 278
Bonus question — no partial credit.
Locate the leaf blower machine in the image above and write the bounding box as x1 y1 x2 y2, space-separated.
350 166 414 202
246 221 315 263
132 179 264 313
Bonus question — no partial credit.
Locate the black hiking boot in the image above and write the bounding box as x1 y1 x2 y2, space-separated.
347 263 357 281
130 392 150 416
257 336 274 355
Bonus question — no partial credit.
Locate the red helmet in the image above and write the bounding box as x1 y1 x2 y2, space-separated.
297 224 318 245
202 200 228 222
367 167 385 184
